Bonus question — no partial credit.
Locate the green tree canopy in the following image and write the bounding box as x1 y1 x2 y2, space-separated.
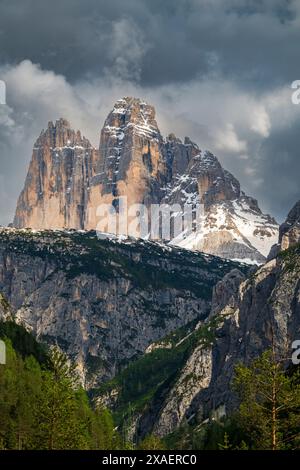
233 350 300 450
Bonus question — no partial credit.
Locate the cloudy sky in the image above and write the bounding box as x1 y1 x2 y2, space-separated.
0 0 299 225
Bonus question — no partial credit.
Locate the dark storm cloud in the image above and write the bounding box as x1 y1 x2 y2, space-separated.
0 0 299 88
255 120 300 220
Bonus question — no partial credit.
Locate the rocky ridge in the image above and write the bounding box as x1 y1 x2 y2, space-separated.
0 227 244 388
94 202 300 439
165 152 278 263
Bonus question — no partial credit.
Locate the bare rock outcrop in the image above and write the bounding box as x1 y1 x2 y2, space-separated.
268 199 300 259
14 119 98 230
279 200 300 250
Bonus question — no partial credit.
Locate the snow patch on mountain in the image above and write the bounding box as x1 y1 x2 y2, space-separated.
170 198 278 264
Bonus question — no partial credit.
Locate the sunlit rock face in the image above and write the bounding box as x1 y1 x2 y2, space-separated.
14 118 98 230
85 97 169 230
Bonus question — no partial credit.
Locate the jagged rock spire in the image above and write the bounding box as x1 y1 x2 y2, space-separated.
14 119 98 230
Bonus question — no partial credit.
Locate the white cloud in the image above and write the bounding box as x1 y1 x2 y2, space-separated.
250 106 271 137
244 166 256 176
215 123 248 153
106 18 148 82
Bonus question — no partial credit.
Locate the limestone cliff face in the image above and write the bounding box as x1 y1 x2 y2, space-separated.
0 228 240 388
14 119 98 230
165 134 199 178
268 199 300 259
85 98 168 229
279 200 300 250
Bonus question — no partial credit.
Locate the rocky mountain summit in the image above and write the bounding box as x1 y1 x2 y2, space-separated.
14 118 98 230
14 97 278 263
164 152 278 263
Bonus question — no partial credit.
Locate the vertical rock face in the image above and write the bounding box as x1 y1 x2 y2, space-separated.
14 97 279 263
14 119 98 230
100 97 167 196
279 200 300 250
164 134 199 178
162 151 241 208
268 199 300 259
86 98 168 229
162 206 299 433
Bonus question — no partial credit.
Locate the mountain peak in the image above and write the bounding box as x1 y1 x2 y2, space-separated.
113 96 152 107
106 96 158 135
36 118 90 150
49 118 71 128
96 97 166 209
14 117 97 230
14 97 279 264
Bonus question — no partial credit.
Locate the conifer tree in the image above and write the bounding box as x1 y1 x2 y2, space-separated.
234 350 300 450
